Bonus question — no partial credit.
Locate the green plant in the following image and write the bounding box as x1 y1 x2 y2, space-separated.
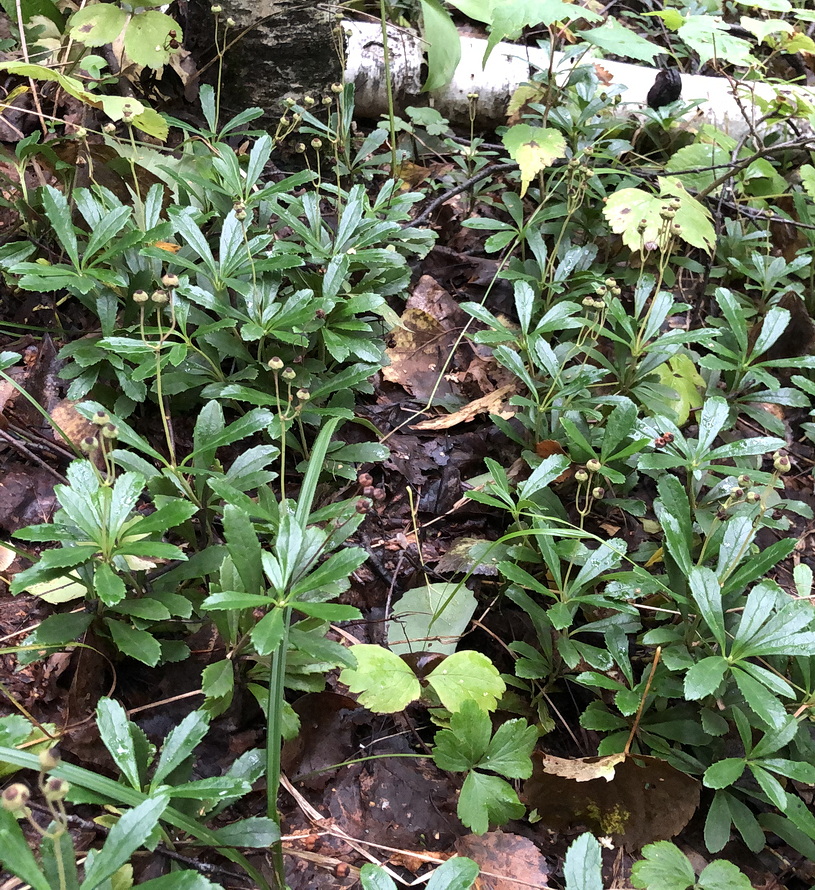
0 706 273 889
637 396 785 509
11 454 197 667
699 287 815 435
631 840 753 890
432 700 536 834
360 856 479 890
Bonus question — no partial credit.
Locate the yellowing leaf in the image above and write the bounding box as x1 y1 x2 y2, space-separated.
427 650 505 711
0 62 168 141
654 353 705 426
603 179 715 255
69 4 128 46
339 644 420 713
502 125 566 197
26 575 87 604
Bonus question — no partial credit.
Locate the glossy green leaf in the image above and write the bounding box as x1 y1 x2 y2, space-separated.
94 562 126 606
655 475 693 576
249 608 286 657
631 841 695 890
0 807 50 890
684 655 728 700
41 821 80 890
689 567 726 650
209 816 280 848
703 758 746 789
732 667 789 728
95 697 143 790
697 859 753 890
359 864 398 890
201 659 234 700
163 777 251 799
202 591 270 610
457 771 524 835
425 857 479 890
104 619 162 667
223 504 262 597
292 602 361 621
151 711 210 789
80 795 168 889
138 873 223 889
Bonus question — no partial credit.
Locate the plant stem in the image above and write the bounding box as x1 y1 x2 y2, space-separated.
266 604 291 889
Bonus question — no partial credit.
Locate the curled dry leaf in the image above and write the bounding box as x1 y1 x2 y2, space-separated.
411 384 515 431
0 544 15 572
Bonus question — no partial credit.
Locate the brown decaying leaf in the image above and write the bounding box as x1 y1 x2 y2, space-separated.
383 308 459 403
411 384 515 431
594 63 613 86
454 831 550 889
50 400 104 467
534 440 573 482
524 752 700 850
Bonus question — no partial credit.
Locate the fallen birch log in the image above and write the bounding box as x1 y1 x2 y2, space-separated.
345 20 815 138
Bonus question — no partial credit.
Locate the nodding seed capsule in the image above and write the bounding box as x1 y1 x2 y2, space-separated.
1 784 30 813
586 458 602 473
132 289 149 303
43 777 69 802
575 469 589 483
38 748 61 772
268 356 284 370
282 367 296 381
